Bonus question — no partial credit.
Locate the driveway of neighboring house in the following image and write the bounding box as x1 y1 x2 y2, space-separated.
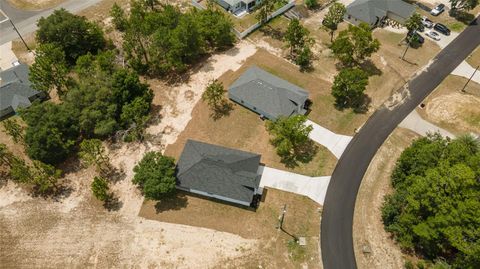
452 60 480 84
258 165 331 205
399 109 455 138
306 119 353 159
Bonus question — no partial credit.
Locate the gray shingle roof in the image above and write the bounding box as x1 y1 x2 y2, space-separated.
0 64 41 117
176 140 261 205
229 66 309 120
346 0 415 25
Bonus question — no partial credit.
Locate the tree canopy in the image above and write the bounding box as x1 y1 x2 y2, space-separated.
382 134 480 268
322 2 346 41
36 9 106 64
450 0 479 11
266 115 316 166
132 152 176 200
284 19 314 70
330 22 380 66
331 67 369 109
114 1 234 76
29 43 69 95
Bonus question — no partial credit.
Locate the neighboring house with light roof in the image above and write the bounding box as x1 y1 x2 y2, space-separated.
0 64 45 120
217 0 262 15
344 0 415 27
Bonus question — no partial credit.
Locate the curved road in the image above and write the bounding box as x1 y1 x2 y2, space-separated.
321 16 480 269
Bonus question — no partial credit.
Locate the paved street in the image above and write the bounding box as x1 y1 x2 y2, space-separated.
0 0 102 45
321 16 480 269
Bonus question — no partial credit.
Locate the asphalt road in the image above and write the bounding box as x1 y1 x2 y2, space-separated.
0 0 102 45
321 16 480 269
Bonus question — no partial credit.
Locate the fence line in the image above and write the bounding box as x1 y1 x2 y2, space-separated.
191 0 295 39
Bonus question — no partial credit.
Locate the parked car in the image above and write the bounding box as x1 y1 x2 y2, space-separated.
421 16 434 28
408 30 425 44
426 31 441 41
434 23 451 35
430 4 445 16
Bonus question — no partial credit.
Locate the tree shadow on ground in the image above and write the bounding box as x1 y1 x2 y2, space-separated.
280 140 319 168
211 101 234 121
450 10 475 25
259 25 285 40
104 194 123 211
154 192 188 213
360 59 382 76
334 94 371 114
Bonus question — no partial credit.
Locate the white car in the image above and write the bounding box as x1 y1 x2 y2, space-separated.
430 4 445 16
421 16 434 28
426 31 441 41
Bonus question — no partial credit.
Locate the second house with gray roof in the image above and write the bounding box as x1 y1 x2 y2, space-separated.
228 66 309 121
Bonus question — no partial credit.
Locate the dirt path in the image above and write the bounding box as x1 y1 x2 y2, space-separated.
353 128 419 269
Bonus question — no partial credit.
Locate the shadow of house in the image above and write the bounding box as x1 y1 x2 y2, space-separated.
176 139 263 208
228 66 309 121
0 64 45 121
344 0 415 28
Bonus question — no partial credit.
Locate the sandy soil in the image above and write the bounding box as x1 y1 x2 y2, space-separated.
353 128 420 269
6 0 65 11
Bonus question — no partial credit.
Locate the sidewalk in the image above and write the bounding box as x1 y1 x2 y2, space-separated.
258 166 331 205
306 119 352 159
399 109 455 138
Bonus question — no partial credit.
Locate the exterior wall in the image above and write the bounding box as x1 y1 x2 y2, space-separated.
228 92 276 120
176 186 252 207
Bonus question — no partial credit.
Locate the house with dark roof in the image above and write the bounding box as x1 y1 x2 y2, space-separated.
228 66 309 121
0 64 44 120
176 139 262 207
344 0 415 27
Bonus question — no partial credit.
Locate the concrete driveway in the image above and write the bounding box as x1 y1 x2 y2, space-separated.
399 109 455 138
258 166 331 205
306 120 352 159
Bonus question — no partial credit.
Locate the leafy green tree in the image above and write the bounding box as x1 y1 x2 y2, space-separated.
79 139 111 174
296 45 313 71
305 0 318 9
382 134 480 268
322 2 346 41
256 0 277 24
36 9 106 64
202 80 226 110
331 22 380 66
132 152 176 200
31 160 62 195
331 67 369 109
450 0 479 11
266 115 314 164
91 176 110 201
404 12 422 32
285 19 311 57
142 0 160 10
9 157 32 183
30 43 69 95
110 3 128 31
112 69 153 113
21 102 79 164
196 8 235 49
120 97 151 141
1 118 24 144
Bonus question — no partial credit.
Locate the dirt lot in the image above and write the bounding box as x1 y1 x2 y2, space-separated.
164 49 338 177
417 75 480 135
139 188 322 269
353 128 420 269
6 0 64 10
467 46 480 68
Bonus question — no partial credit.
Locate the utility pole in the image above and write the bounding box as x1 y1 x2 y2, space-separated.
9 20 30 51
401 41 410 60
461 65 479 92
277 204 287 230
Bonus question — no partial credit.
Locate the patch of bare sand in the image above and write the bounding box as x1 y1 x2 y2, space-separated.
353 128 420 269
6 0 64 11
425 92 480 133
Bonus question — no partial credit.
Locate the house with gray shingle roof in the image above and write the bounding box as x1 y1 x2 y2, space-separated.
0 64 44 120
344 0 415 27
228 66 309 121
176 139 262 207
